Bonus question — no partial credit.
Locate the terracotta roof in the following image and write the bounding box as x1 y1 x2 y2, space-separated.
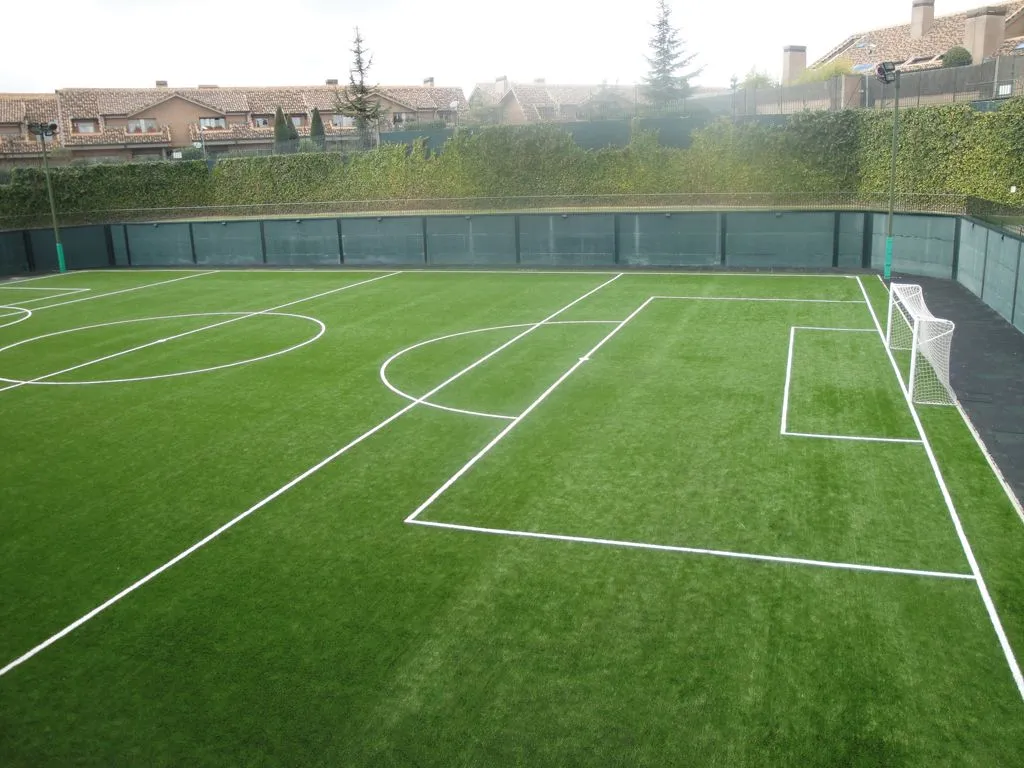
998 34 1024 54
0 94 56 125
813 2 1024 70
0 100 26 124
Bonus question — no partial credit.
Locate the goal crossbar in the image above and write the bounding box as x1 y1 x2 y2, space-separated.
885 284 955 406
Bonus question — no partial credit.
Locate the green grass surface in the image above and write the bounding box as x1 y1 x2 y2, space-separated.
0 268 1022 766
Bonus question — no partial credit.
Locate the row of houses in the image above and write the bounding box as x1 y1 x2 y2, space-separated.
2 1 1023 166
0 80 466 166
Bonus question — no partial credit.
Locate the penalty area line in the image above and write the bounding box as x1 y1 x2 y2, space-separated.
408 520 976 581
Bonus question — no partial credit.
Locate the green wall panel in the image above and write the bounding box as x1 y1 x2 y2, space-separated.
110 225 129 266
425 216 516 266
126 223 194 266
726 212 833 268
518 214 615 267
957 221 988 296
617 213 718 266
0 232 29 276
871 214 955 279
1015 251 1024 333
264 219 340 266
28 226 109 271
193 221 263 266
837 213 865 268
981 233 1021 322
341 217 424 265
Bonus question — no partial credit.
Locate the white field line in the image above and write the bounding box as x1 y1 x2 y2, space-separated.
378 319 623 421
654 295 864 304
409 520 976 580
0 272 399 395
0 274 624 679
0 272 72 284
208 268 855 277
0 291 91 307
0 286 90 292
874 273 1024 528
405 296 652 524
857 276 1024 701
792 326 875 332
781 326 796 434
780 325 921 444
783 431 923 444
0 272 217 320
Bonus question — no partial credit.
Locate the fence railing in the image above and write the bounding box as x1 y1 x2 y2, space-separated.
691 56 1024 116
0 192 974 232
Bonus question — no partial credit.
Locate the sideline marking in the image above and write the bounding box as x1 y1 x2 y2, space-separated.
0 312 325 386
0 274 624 679
0 286 90 292
379 320 622 421
857 276 1024 701
0 273 71 284
0 273 396 395
874 273 1024 528
780 324 923 444
213 268 855 278
405 296 652 524
408 520 976 581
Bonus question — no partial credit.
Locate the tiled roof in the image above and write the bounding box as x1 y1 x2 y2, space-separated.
813 2 1024 70
998 34 1024 54
0 94 56 125
62 127 172 147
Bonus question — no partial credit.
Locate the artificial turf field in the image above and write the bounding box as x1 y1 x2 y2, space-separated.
0 267 1022 766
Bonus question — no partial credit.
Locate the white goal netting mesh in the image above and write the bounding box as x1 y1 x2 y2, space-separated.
885 284 955 406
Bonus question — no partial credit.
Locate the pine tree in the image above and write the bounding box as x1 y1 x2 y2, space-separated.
310 107 326 150
338 27 382 150
273 106 291 154
644 0 701 112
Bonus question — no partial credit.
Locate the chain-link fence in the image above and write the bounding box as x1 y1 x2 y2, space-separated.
868 57 1024 108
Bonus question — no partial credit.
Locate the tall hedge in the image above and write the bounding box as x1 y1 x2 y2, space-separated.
1 104 1022 225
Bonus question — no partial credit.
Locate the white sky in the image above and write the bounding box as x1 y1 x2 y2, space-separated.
0 0 1000 95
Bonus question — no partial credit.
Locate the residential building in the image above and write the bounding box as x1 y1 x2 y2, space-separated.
798 0 1024 83
0 80 466 166
469 78 651 124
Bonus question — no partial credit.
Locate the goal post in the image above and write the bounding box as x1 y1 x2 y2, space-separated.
885 284 955 405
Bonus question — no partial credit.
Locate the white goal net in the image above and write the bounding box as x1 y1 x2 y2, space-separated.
885 284 955 406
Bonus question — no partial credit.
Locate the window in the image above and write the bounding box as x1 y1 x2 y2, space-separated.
290 115 306 127
1016 42 1024 50
253 115 271 127
199 117 226 130
72 119 98 133
126 118 158 134
331 114 354 127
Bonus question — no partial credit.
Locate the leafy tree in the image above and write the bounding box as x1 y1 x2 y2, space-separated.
943 46 972 68
797 57 854 84
273 107 292 154
339 27 383 149
644 0 701 112
742 68 778 89
310 107 326 150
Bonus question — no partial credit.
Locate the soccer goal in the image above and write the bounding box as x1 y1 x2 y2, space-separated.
885 284 955 405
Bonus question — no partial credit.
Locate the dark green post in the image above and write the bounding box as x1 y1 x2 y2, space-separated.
881 67 901 282
28 121 65 273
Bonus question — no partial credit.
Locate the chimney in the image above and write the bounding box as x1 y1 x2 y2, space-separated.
534 78 546 84
326 78 339 86
911 0 935 39
155 80 168 88
423 77 435 87
964 6 1007 64
782 46 807 85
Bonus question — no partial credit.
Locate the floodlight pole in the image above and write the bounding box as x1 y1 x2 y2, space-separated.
884 71 901 283
28 122 65 273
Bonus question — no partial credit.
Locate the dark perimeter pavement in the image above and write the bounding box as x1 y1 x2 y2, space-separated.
905 275 1024 510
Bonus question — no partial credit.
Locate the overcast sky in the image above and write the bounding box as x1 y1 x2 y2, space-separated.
0 0 999 95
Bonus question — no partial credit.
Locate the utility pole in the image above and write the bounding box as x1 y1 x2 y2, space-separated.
27 122 65 273
875 62 900 282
